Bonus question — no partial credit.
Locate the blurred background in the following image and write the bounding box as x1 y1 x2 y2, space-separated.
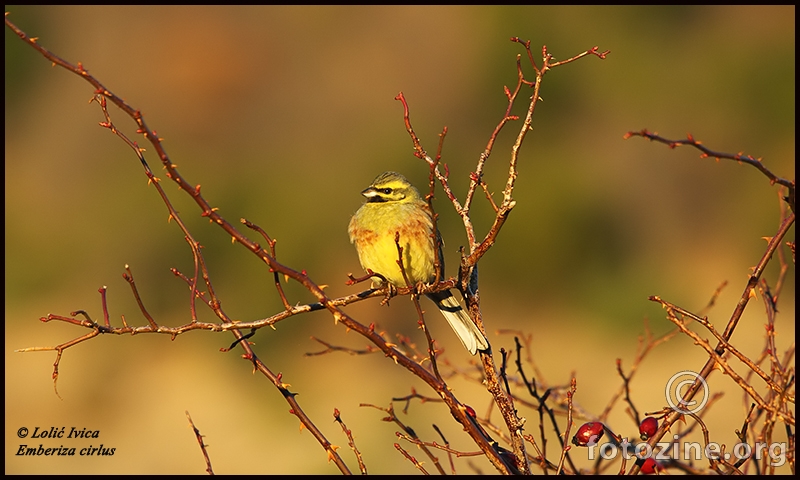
5 5 794 474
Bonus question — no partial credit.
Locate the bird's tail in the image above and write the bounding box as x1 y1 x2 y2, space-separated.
427 290 490 355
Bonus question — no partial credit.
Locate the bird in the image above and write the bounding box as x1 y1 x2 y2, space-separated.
348 171 490 355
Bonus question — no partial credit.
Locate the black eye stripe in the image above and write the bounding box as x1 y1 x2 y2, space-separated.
380 188 392 194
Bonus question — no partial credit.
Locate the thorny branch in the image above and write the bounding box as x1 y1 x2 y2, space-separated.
625 129 795 213
26 13 798 475
623 132 795 473
393 41 608 474
11 10 795 475
185 411 214 475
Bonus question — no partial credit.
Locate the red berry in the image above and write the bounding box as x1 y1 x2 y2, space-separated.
640 457 662 474
639 417 658 440
572 422 604 446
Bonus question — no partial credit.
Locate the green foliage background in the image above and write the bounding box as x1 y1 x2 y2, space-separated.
5 5 794 474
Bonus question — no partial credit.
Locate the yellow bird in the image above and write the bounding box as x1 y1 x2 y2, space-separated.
348 171 490 355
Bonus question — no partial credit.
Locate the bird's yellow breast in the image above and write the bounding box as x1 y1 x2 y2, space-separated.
349 200 436 287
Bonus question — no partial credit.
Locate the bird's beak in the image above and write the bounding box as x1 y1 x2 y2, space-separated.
361 187 378 198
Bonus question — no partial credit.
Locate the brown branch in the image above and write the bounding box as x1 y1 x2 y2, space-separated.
362 402 447 475
432 424 457 474
185 411 214 475
122 265 158 329
429 126 446 282
241 218 292 311
664 298 793 401
391 388 444 415
600 323 663 422
463 42 608 270
615 358 641 425
631 211 796 474
394 92 525 473
304 337 380 357
393 231 442 381
770 187 793 303
394 443 430 474
8 15 628 474
556 378 578 475
510 336 579 473
624 129 795 204
16 312 102 399
396 432 485 458
393 43 609 473
463 52 527 222
600 287 724 424
651 296 792 420
333 408 366 474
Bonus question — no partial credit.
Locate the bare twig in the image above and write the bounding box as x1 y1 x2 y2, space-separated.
185 411 214 475
624 129 795 200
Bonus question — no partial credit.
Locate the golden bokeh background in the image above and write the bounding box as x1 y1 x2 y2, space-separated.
5 5 794 474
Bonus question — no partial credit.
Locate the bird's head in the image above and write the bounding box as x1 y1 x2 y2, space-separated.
361 171 422 204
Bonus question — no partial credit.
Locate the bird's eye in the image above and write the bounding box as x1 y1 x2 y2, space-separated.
380 188 392 194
